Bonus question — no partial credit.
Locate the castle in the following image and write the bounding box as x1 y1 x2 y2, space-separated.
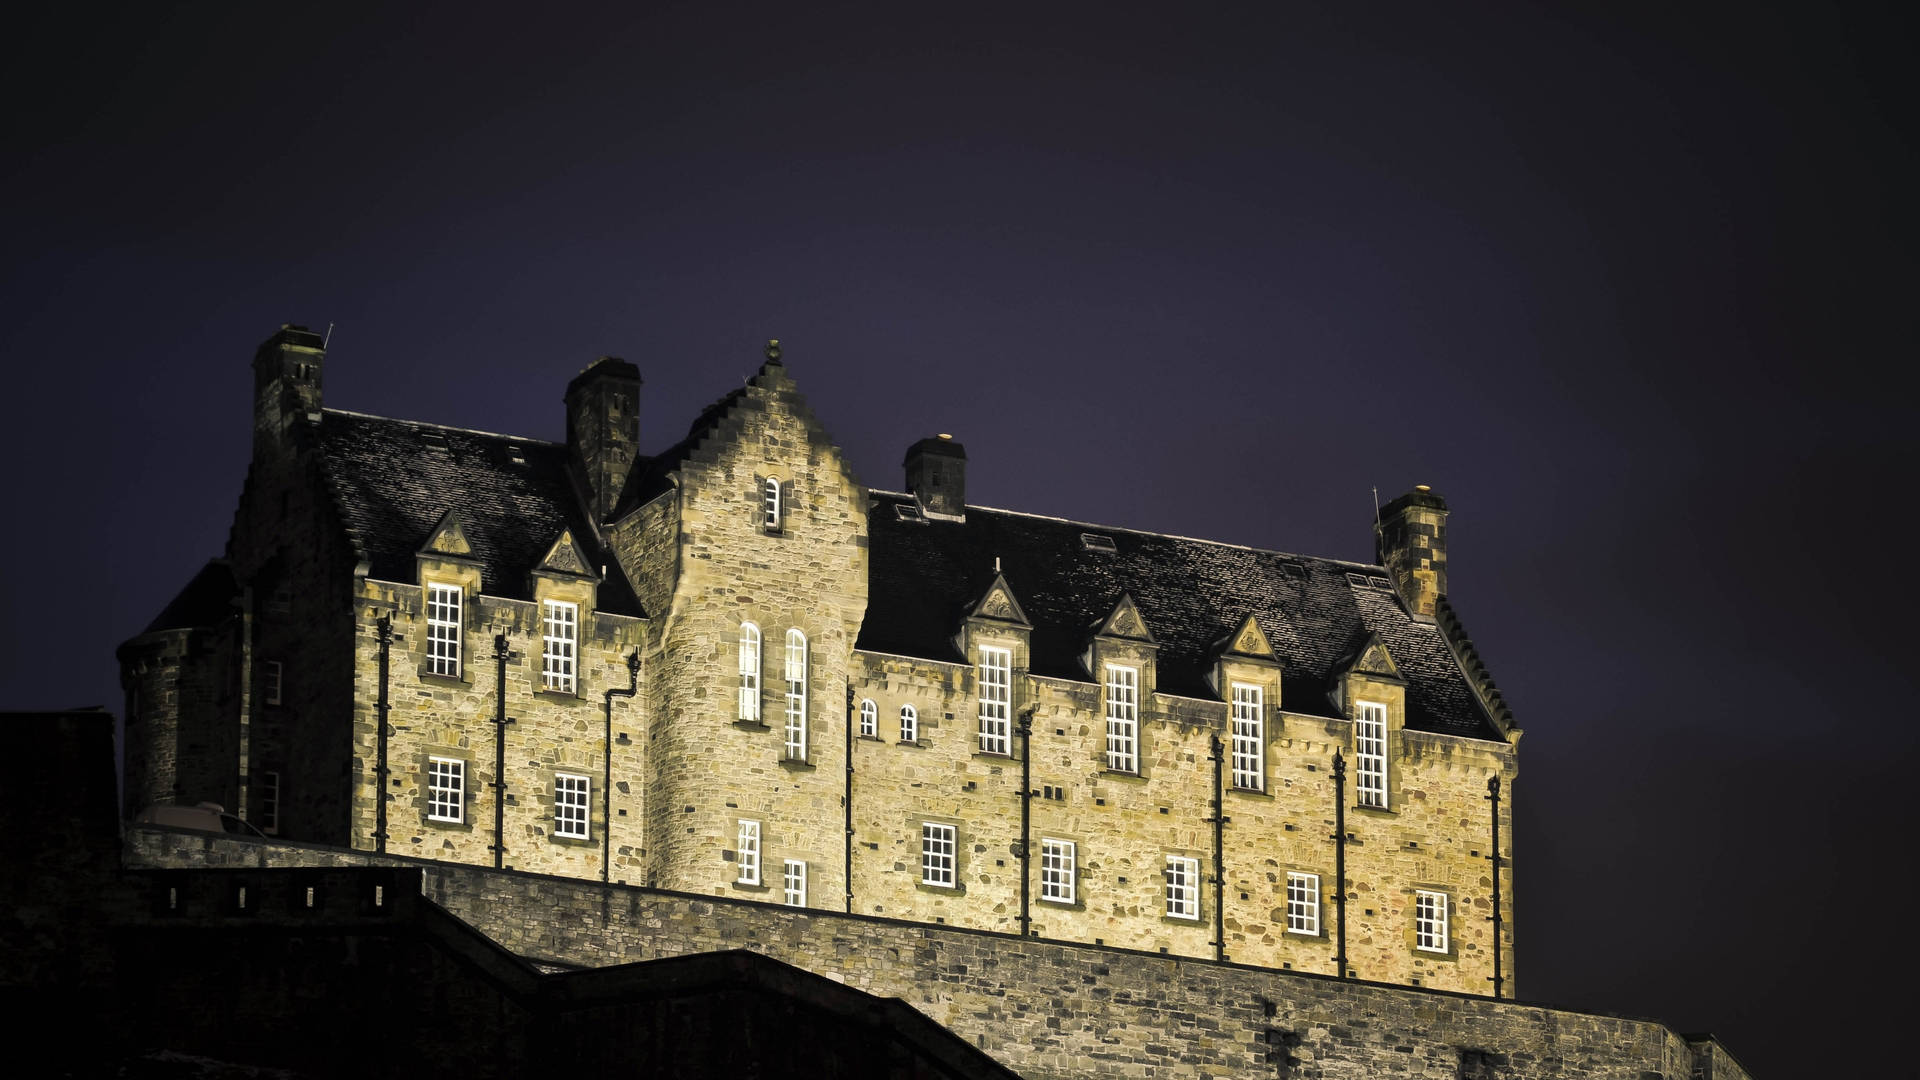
101 325 1756 1077
123 323 1517 994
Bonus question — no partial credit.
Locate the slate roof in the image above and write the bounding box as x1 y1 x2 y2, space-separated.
315 410 644 617
142 559 238 633
859 491 1504 742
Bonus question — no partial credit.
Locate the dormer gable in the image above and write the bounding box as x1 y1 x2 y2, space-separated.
1209 613 1280 701
968 571 1031 627
418 509 476 560
1217 613 1273 660
1094 592 1155 644
535 528 596 579
1338 631 1403 682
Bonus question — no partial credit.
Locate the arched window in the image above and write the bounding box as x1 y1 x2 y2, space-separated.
783 629 807 759
899 704 918 743
738 623 761 722
859 699 877 738
764 477 783 532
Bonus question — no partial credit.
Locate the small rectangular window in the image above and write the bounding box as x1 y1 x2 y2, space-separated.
260 770 281 835
1041 838 1075 904
554 773 589 839
263 660 283 706
1287 872 1320 935
427 758 464 823
1356 701 1388 808
921 822 956 887
737 820 761 885
426 584 462 678
977 647 1012 755
899 704 918 743
542 601 578 693
783 859 807 907
1105 665 1139 773
1165 855 1199 920
1231 683 1263 791
1416 889 1449 952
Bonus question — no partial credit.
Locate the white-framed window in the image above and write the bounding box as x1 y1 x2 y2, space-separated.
921 822 956 887
783 629 807 759
783 859 807 907
737 819 761 885
1040 838 1075 904
1415 889 1449 952
263 660 283 706
426 757 464 823
260 770 280 835
763 476 783 531
1287 871 1321 935
1165 855 1199 920
738 622 762 722
858 698 877 738
1105 664 1139 773
542 600 578 693
1230 683 1263 790
899 704 918 743
977 646 1011 754
426 583 461 678
554 773 589 839
1356 701 1388 808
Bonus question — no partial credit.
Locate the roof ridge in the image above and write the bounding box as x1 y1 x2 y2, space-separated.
869 489 1383 569
322 407 561 446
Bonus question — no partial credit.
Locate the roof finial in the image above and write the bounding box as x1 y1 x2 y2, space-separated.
764 338 782 365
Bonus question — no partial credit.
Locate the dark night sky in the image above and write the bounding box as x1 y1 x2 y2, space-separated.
5 4 1912 1074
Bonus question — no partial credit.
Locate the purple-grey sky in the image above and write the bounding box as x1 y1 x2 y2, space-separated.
5 4 1911 1074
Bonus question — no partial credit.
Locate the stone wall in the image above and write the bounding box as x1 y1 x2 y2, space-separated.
347 581 645 878
847 646 1517 996
127 829 1742 1080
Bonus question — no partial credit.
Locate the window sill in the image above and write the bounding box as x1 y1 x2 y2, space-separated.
731 879 770 894
777 757 815 771
915 880 965 896
418 672 471 690
733 719 770 731
1038 896 1083 911
533 687 583 701
1352 804 1397 817
1100 769 1147 783
1228 785 1272 799
970 750 1014 762
1160 913 1203 927
1284 927 1324 938
549 832 595 847
896 739 925 749
857 734 885 742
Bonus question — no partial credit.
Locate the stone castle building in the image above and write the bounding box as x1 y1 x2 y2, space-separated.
121 323 1520 999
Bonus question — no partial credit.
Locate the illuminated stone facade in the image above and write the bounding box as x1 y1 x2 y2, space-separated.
122 324 1520 999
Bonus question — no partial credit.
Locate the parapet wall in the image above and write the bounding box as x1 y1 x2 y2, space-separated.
126 828 1747 1080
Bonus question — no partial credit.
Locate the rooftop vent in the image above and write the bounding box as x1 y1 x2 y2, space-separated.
1079 532 1117 554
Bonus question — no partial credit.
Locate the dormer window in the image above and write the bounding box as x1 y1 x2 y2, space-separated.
763 477 783 532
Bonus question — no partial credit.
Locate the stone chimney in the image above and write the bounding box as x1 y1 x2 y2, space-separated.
1376 485 1449 619
251 323 326 460
904 434 967 520
566 356 643 524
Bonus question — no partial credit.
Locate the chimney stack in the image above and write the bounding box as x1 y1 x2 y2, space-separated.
566 357 642 524
1377 485 1449 619
904 434 966 520
251 323 326 460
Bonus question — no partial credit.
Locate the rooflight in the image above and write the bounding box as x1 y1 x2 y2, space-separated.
894 504 925 523
1079 532 1117 553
